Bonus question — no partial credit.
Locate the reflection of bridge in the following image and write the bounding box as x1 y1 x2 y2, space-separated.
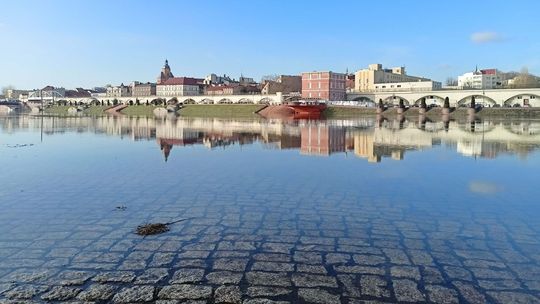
1 115 539 162
347 88 540 107
57 93 284 106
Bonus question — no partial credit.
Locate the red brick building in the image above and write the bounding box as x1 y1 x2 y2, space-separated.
302 71 346 101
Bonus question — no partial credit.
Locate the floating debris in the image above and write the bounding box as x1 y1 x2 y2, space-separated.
4 144 34 148
136 223 170 236
135 218 192 236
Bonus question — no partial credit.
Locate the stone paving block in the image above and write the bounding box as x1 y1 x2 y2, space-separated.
158 284 212 300
246 272 291 287
393 279 425 302
426 285 459 304
242 299 289 304
76 283 117 301
92 271 136 283
213 259 249 272
214 285 241 303
170 268 205 284
353 254 386 266
298 288 340 304
390 265 421 280
41 286 81 301
135 268 169 284
3 285 48 299
292 273 338 288
487 291 540 304
246 286 292 297
251 262 294 272
452 281 487 304
205 271 243 285
360 275 390 298
112 285 155 303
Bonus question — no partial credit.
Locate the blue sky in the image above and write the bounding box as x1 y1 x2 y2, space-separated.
1 0 539 89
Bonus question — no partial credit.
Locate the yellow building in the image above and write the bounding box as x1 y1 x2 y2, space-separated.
354 64 431 92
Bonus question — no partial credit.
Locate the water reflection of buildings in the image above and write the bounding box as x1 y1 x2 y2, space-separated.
300 125 345 156
1 115 540 162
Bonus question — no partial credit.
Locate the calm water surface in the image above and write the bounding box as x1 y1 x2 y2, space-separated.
0 114 539 303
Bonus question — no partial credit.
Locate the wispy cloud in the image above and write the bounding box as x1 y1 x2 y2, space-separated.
470 31 504 44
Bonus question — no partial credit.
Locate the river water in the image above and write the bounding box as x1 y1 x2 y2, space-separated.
0 114 539 303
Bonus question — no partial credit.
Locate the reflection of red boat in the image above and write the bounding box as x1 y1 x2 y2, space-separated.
258 102 327 119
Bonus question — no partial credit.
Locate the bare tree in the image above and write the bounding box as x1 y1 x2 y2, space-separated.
445 77 457 86
511 67 539 88
261 75 279 83
1 85 15 97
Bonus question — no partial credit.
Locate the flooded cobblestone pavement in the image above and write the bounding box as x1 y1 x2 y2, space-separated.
0 115 540 303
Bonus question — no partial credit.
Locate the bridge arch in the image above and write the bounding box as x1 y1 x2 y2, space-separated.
284 95 302 102
503 94 540 107
182 98 196 104
217 98 233 104
456 95 498 107
352 96 375 103
383 95 411 106
258 97 274 104
413 95 446 106
200 98 214 104
457 121 497 133
150 98 165 105
238 98 254 104
504 122 540 135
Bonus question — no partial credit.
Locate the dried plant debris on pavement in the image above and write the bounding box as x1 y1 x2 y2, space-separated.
136 223 170 235
135 218 192 236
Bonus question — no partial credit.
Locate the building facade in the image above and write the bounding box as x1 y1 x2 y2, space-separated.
372 80 442 92
205 85 260 96
354 64 432 92
5 89 30 100
156 77 202 97
302 71 346 101
458 68 503 89
106 84 131 97
132 82 157 97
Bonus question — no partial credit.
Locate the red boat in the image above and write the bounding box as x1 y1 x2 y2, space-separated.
257 101 327 119
287 102 327 115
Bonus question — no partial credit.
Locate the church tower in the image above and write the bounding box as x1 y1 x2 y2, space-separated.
157 59 174 84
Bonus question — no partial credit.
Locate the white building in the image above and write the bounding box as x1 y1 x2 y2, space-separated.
106 84 131 97
354 64 437 92
457 68 503 89
203 74 235 85
373 80 442 92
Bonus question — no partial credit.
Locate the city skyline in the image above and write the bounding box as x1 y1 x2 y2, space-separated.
2 0 540 89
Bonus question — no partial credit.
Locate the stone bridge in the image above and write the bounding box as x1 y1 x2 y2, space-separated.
58 93 284 106
347 88 540 107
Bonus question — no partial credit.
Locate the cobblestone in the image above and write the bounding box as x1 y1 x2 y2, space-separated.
112 285 155 303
